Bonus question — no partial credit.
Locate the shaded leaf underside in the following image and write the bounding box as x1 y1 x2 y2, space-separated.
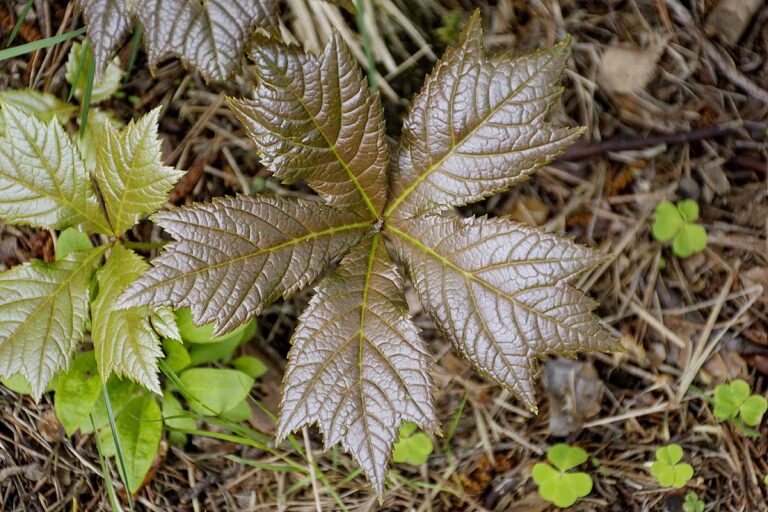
386 13 582 219
230 34 388 216
0 247 105 398
117 196 368 334
278 235 437 493
389 215 615 410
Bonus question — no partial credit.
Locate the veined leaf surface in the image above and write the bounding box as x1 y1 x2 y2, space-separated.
230 34 388 216
76 0 279 80
389 215 613 409
278 235 437 493
0 247 105 398
385 13 582 219
0 104 110 233
92 244 165 394
92 108 183 235
118 196 368 334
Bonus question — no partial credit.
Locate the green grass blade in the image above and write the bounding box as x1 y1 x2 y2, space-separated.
0 27 85 61
6 0 34 46
68 41 89 101
124 23 143 81
79 43 96 138
90 414 123 512
443 391 468 451
102 383 135 511
354 0 377 91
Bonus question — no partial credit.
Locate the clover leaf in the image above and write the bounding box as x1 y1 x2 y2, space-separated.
650 444 693 488
533 444 593 508
651 200 707 258
392 422 434 466
683 491 705 512
713 379 767 427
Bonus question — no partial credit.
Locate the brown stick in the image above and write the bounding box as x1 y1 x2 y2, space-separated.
558 124 739 161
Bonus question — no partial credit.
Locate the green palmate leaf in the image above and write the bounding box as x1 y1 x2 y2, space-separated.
229 33 388 216
392 422 434 466
92 108 183 235
713 380 752 420
55 228 94 260
0 103 110 232
117 196 368 334
389 216 613 410
651 444 693 488
683 491 705 512
385 13 582 219
0 89 76 132
673 224 707 258
651 201 684 242
91 244 165 393
75 0 279 81
124 11 619 493
150 307 181 342
547 443 589 471
0 247 105 398
533 464 592 508
676 199 699 222
740 395 767 427
114 394 163 493
277 235 438 493
65 41 123 103
179 368 254 416
54 351 102 435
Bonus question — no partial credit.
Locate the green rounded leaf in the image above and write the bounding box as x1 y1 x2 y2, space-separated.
176 307 256 345
220 399 252 422
115 394 162 493
548 443 588 471
672 463 694 488
179 368 254 416
532 462 559 486
54 352 102 436
673 224 707 258
162 392 196 431
162 339 191 373
56 228 93 260
740 395 767 427
651 201 684 242
651 460 675 487
565 472 593 500
232 355 267 379
676 199 700 222
392 423 433 465
656 444 683 465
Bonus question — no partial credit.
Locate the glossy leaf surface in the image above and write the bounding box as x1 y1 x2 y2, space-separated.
124 12 618 492
92 108 183 235
386 14 581 219
230 34 388 215
0 247 104 398
278 236 437 493
0 104 110 232
76 0 278 80
92 244 165 393
118 196 367 334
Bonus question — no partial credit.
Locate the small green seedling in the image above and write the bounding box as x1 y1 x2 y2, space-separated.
392 422 433 465
713 379 767 427
532 444 593 508
650 444 693 488
651 199 707 258
683 491 704 512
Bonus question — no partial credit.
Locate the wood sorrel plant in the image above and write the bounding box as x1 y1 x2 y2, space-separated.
119 13 619 492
